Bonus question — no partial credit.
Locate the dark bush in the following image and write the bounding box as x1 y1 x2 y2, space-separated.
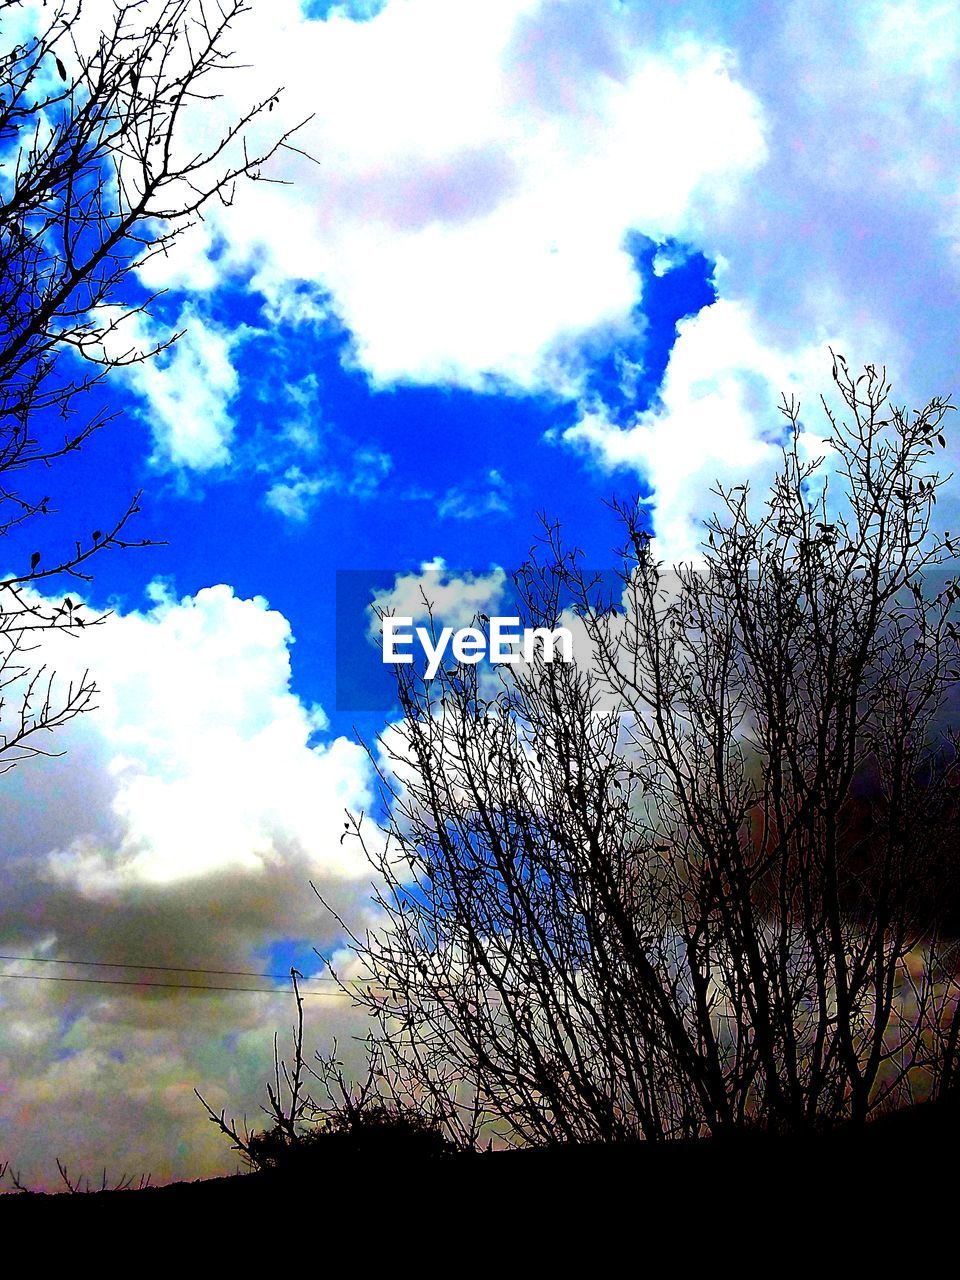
245 1102 460 1173
198 971 465 1172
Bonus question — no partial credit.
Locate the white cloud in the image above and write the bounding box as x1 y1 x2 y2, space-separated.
113 0 960 548
370 560 508 638
0 581 380 1184
436 469 512 521
554 0 960 557
132 0 767 393
679 0 959 400
32 581 373 888
134 313 241 471
264 447 392 520
561 299 842 563
95 305 243 471
32 0 960 545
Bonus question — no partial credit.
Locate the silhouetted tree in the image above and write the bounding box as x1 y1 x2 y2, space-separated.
197 971 461 1172
0 0 298 769
331 357 960 1145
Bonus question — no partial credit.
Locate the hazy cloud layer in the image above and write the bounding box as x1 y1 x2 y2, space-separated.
0 583 378 1185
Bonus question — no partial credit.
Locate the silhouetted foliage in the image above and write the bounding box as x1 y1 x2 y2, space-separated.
0 0 299 770
244 1105 458 1172
327 357 960 1146
198 971 461 1173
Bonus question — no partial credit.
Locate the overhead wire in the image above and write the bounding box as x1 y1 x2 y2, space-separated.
0 950 369 997
0 951 330 982
0 971 341 996
0 952 465 1001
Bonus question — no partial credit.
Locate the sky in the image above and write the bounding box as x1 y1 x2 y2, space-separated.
2 0 960 1186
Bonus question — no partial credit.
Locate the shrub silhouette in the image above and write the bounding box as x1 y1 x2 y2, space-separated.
198 970 462 1172
244 1102 458 1173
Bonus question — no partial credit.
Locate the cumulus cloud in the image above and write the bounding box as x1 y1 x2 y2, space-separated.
8 0 960 1179
131 0 766 394
561 299 841 562
671 0 960 405
553 0 960 556
110 0 960 550
0 581 379 1185
34 0 960 547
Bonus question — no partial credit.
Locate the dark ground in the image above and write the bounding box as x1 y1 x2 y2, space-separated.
2 1096 957 1231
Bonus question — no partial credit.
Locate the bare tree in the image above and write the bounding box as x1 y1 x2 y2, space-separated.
331 357 960 1146
196 969 315 1169
0 0 301 769
197 970 461 1171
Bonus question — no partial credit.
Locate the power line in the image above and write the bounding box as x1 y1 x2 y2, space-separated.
0 971 350 997
0 953 446 1001
0 952 337 983
0 968 500 1007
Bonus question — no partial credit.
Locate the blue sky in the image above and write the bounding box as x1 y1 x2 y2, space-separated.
38 232 714 735
3 0 960 1186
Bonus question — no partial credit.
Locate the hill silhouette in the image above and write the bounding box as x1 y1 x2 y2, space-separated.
3 1095 957 1225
